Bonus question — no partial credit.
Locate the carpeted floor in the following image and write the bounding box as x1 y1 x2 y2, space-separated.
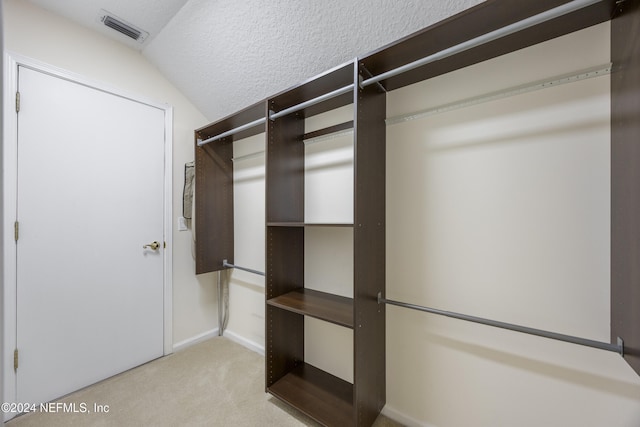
6 337 402 426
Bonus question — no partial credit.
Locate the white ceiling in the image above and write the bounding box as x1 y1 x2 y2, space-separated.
27 0 189 50
26 0 483 122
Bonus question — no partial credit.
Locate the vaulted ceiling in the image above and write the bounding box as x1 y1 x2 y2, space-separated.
26 0 483 122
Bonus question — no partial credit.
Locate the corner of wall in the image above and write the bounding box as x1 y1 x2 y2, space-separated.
223 329 265 356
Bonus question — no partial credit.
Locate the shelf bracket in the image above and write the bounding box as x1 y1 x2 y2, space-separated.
618 336 625 357
359 65 387 93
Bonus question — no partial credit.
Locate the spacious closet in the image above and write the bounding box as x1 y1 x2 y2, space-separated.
195 1 640 425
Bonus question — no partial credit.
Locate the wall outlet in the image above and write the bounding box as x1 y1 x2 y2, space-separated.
178 216 188 231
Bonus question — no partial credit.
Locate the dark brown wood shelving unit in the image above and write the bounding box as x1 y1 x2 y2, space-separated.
265 59 386 427
196 1 640 425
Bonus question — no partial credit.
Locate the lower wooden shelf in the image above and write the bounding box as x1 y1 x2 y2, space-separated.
267 363 354 426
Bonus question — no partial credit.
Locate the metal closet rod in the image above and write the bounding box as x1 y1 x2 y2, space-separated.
198 0 601 147
201 61 605 151
360 0 602 88
222 259 265 276
198 117 267 147
198 84 354 147
378 293 624 355
268 84 355 120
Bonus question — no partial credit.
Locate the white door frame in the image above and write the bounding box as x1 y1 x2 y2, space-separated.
2 52 173 411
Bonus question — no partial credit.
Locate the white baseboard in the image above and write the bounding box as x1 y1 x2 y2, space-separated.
171 328 264 356
382 404 434 427
223 329 265 355
172 328 219 353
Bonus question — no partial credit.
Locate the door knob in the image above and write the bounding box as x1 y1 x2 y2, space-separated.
143 241 160 250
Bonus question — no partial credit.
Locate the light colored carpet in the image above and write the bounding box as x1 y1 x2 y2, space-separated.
6 337 402 426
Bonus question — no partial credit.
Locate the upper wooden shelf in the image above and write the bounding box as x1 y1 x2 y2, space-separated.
267 288 354 328
267 222 353 228
303 121 354 141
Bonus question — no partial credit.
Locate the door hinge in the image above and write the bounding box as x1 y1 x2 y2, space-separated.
16 91 20 113
164 241 166 249
14 348 18 371
14 221 19 242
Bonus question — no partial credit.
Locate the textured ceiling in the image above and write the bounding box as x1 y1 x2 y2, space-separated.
144 0 483 122
26 0 483 122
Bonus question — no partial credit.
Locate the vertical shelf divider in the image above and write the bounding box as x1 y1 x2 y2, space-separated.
353 61 387 426
194 134 233 274
264 59 386 426
611 0 640 375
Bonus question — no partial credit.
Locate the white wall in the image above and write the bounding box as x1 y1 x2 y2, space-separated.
226 132 266 350
303 107 355 383
2 0 215 349
384 21 640 427
226 21 640 427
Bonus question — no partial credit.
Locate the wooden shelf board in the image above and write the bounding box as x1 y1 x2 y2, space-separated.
268 363 353 426
267 288 353 328
303 121 354 141
267 222 353 227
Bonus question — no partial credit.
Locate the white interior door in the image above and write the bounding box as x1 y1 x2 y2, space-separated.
15 66 165 405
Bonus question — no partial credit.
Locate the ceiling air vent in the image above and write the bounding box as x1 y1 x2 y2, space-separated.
97 10 149 43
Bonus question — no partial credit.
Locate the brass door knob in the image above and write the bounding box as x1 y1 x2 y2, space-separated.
143 241 160 250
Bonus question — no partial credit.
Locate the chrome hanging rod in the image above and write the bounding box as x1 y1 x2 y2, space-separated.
222 259 265 276
199 0 601 147
217 271 223 336
198 84 354 147
378 293 624 355
197 117 267 147
360 0 603 88
230 126 354 162
385 63 612 126
269 84 354 121
203 60 608 150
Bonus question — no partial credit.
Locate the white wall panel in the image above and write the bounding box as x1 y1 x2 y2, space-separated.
384 21 640 427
